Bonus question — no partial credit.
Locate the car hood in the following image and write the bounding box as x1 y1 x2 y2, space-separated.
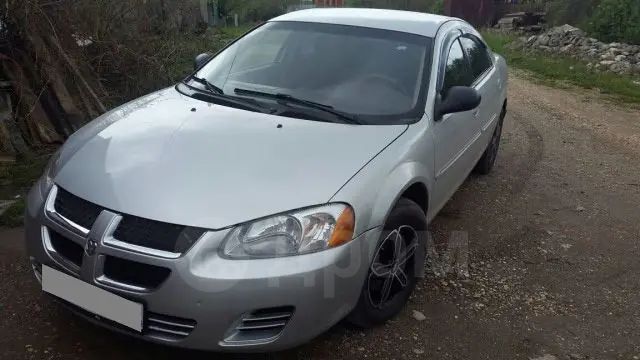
54 87 407 229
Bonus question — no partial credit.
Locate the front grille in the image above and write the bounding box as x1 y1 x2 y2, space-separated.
49 229 84 267
54 187 102 230
146 312 197 340
52 187 204 254
55 297 196 341
113 215 186 253
225 306 294 343
103 256 170 289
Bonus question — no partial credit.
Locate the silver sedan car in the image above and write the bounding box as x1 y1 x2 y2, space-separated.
25 8 507 352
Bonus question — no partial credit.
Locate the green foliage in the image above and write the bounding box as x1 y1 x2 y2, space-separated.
218 0 303 22
482 31 640 104
545 0 600 28
589 0 640 44
144 27 249 94
541 0 639 44
0 156 49 200
428 0 444 14
0 156 49 228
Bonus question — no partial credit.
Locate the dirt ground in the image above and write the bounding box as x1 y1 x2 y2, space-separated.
1 73 639 360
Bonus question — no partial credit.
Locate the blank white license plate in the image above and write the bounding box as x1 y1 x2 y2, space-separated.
42 265 143 332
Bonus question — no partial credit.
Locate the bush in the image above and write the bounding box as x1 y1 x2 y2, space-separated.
589 0 640 44
545 0 600 28
428 0 444 14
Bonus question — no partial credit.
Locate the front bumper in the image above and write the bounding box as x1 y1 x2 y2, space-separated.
25 182 380 352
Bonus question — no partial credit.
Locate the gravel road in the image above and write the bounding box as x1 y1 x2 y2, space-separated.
1 73 639 360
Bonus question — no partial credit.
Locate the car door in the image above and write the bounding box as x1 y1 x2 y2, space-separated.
432 33 482 210
459 33 502 144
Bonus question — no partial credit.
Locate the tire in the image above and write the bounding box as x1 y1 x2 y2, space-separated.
347 197 427 328
474 105 506 175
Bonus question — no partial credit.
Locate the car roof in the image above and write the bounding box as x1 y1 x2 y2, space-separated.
270 8 458 38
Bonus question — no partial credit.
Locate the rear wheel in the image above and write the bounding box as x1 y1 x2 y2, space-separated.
347 198 426 328
474 105 506 175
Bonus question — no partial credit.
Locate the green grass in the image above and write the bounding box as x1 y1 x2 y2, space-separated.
482 31 640 104
0 155 50 228
0 156 49 198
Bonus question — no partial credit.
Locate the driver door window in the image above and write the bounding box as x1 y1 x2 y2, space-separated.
442 39 473 96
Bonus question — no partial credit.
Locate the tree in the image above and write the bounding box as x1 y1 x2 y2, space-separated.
589 0 640 44
545 0 601 28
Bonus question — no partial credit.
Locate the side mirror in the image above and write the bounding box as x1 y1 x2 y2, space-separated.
437 86 481 119
194 53 212 70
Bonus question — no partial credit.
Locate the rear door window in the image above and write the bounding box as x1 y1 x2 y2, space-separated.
459 36 493 81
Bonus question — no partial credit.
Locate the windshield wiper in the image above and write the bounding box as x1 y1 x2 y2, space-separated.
177 82 274 114
234 88 361 125
189 75 224 95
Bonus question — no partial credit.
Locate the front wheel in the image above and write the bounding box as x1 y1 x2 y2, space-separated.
347 198 427 328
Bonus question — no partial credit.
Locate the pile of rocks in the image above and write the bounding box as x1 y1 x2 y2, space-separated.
519 24 640 75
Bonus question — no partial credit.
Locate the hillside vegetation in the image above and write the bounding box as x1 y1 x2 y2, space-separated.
505 0 639 44
483 31 640 104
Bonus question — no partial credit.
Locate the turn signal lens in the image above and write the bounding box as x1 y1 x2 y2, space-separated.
328 206 355 248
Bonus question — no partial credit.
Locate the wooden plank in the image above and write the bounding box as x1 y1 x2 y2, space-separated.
0 154 16 163
0 61 61 145
49 36 107 114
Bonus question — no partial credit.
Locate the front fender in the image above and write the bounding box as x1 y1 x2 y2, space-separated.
331 159 432 278
329 124 434 237
369 162 431 229
329 120 435 279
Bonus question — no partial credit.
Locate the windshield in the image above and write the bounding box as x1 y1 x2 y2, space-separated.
194 21 433 125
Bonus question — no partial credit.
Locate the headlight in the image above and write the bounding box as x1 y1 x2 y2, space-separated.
39 150 61 197
221 204 355 259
